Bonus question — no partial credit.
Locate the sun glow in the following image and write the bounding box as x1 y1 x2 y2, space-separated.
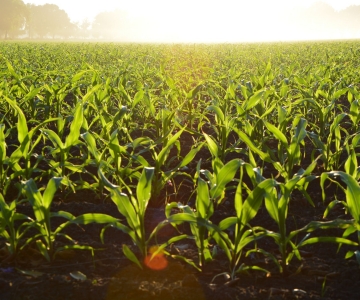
143 246 168 271
23 0 360 42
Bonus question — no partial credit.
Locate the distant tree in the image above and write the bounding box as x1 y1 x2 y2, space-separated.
27 4 74 39
92 10 128 39
338 5 360 38
0 0 27 39
78 18 91 39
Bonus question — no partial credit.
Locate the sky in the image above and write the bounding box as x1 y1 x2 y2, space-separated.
23 0 360 42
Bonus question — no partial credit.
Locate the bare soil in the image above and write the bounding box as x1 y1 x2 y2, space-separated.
1 133 360 300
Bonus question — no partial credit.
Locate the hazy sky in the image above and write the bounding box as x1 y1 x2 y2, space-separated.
23 0 360 42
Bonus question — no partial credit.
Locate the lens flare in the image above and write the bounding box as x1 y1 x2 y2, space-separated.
143 246 168 271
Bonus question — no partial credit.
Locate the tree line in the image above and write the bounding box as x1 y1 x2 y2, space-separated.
0 0 129 39
1 0 360 40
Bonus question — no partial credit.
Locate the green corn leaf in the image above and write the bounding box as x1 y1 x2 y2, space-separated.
244 90 264 111
207 105 225 123
43 177 62 210
196 177 212 219
132 90 144 108
234 180 243 218
218 216 237 230
242 179 277 225
332 88 348 100
349 100 359 126
236 130 272 163
157 127 185 167
264 187 279 224
265 121 288 145
81 132 99 160
71 213 120 225
36 240 50 262
203 132 219 158
0 124 5 161
344 150 357 177
321 171 360 224
83 84 102 102
123 244 142 269
113 106 128 124
109 188 139 234
71 70 92 83
23 179 46 222
178 143 204 169
186 84 202 99
4 97 28 144
299 237 358 247
41 129 64 149
136 167 154 212
65 102 83 149
210 159 241 203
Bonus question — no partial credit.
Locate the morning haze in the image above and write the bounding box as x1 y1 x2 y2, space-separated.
2 0 360 42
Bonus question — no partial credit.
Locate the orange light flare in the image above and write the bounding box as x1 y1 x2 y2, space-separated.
143 246 168 271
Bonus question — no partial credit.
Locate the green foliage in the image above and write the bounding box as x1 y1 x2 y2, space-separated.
1 41 360 275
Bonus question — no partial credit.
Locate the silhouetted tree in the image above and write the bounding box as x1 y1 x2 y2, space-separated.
77 18 91 39
27 4 74 39
92 10 128 39
338 5 360 38
0 0 27 39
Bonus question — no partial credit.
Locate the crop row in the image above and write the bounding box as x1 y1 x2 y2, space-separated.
1 42 360 278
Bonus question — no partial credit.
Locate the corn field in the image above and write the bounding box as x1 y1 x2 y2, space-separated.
1 41 360 299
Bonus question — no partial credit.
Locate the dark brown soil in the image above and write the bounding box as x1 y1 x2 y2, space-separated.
1 131 360 300
1 184 360 300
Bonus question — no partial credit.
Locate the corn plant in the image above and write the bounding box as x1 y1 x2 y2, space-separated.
164 166 276 278
2 98 57 186
132 126 203 205
211 176 276 279
41 101 84 178
321 171 360 263
0 193 33 261
203 102 238 162
263 160 357 274
100 167 161 268
80 129 143 196
196 155 242 206
165 176 215 267
22 177 119 261
308 113 348 171
264 116 308 180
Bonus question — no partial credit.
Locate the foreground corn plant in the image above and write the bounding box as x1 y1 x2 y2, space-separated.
263 160 358 274
23 177 120 261
164 162 277 278
0 193 33 261
132 126 203 206
321 171 360 264
100 167 165 268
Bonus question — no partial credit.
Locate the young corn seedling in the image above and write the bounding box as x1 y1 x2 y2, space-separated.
164 163 276 278
41 101 84 179
100 167 164 268
22 177 83 261
263 160 357 274
165 176 215 267
81 129 142 197
264 116 308 181
0 193 33 262
3 98 58 185
321 171 360 265
204 102 239 162
211 175 276 280
132 126 203 206
23 177 119 262
196 155 242 206
308 113 348 171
